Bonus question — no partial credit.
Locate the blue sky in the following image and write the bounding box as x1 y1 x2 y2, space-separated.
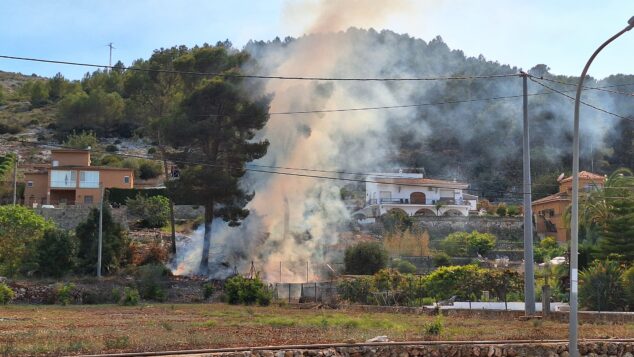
1 0 633 80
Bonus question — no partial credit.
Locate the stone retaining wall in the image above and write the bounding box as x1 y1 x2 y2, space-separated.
34 206 128 230
412 216 524 241
211 341 634 357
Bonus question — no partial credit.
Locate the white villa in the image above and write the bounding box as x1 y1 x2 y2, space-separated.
354 172 477 220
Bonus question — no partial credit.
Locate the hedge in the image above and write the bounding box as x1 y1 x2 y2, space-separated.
106 188 167 205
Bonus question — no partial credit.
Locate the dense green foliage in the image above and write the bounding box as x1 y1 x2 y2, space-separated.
439 231 496 257
380 209 413 233
344 242 388 275
533 237 566 263
579 260 625 311
36 229 76 277
391 259 417 274
106 187 167 205
75 206 128 275
0 283 14 304
126 194 170 228
337 266 522 305
224 275 272 306
63 131 97 149
136 263 170 301
0 205 55 276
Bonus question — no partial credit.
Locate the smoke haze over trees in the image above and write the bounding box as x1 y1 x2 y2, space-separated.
5 28 634 276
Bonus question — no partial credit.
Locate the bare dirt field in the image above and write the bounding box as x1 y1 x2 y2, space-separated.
0 303 633 356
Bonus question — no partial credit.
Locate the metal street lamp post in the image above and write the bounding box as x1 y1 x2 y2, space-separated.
569 16 634 357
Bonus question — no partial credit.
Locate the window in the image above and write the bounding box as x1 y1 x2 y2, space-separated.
84 196 93 204
50 170 77 188
124 176 130 184
27 181 33 187
52 160 59 167
79 171 99 188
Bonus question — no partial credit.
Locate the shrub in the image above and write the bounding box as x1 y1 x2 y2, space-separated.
422 297 435 306
496 204 507 217
147 147 157 155
580 259 625 311
506 205 520 216
126 194 170 228
391 259 417 274
0 283 14 304
138 160 162 180
137 264 170 302
344 242 388 275
64 131 97 150
36 229 76 277
623 266 634 310
424 265 484 300
439 231 496 257
423 317 443 336
203 282 214 300
337 277 375 304
224 275 271 306
120 287 140 306
432 252 451 267
0 205 55 277
56 283 76 305
380 209 413 233
105 144 118 152
76 206 128 275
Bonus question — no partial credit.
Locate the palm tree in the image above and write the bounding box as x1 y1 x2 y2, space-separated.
563 168 634 242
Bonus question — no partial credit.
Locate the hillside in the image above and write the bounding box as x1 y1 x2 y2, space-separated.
1 30 634 201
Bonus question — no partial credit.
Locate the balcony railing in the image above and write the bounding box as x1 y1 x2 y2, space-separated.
368 198 465 205
50 180 76 188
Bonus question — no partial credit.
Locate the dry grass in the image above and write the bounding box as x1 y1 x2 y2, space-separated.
0 303 633 355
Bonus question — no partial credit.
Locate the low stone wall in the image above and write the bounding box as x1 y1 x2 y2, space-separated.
209 341 634 357
413 216 524 241
34 206 128 230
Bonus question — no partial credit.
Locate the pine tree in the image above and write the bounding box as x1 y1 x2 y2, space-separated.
164 48 270 274
599 198 634 261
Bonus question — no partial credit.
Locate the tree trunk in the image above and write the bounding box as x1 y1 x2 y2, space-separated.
200 201 214 275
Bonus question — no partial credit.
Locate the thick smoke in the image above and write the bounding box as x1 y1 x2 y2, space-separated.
175 1 628 280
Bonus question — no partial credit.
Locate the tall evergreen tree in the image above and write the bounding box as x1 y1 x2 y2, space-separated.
599 198 634 261
164 50 270 274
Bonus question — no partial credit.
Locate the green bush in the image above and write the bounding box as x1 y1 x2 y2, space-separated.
0 283 15 304
391 259 417 274
202 282 214 300
623 266 634 310
422 297 435 306
56 283 76 305
423 317 443 336
424 265 484 300
105 144 118 152
439 231 496 257
432 252 451 267
506 205 520 216
126 194 170 228
147 147 157 155
75 206 128 275
138 160 162 180
36 229 76 277
496 205 507 217
380 209 413 233
224 275 271 306
64 131 97 150
579 259 625 311
0 205 55 277
337 277 375 305
137 264 170 302
344 242 388 275
120 287 140 306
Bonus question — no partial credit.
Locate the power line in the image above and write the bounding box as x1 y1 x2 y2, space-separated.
532 76 634 97
18 140 634 198
528 76 631 121
0 54 519 82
